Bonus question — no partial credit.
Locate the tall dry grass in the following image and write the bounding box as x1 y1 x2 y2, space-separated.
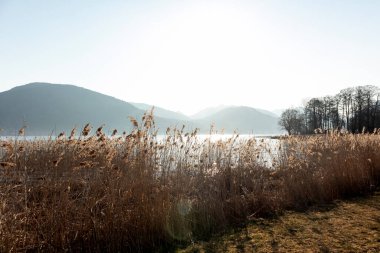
0 111 379 252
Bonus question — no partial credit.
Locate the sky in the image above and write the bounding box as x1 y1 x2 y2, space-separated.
0 0 379 115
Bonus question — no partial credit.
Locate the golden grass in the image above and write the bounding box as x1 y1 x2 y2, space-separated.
180 192 380 252
0 112 379 252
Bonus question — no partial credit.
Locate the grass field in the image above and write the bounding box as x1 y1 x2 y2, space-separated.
180 192 380 252
0 113 379 252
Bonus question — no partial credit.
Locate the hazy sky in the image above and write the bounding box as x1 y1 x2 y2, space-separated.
1 0 379 115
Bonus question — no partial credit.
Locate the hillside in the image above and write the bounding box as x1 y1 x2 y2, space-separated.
255 108 279 118
195 106 280 134
0 83 281 135
130 102 190 121
0 83 173 135
191 105 231 119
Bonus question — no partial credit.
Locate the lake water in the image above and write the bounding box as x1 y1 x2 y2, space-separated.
0 133 281 141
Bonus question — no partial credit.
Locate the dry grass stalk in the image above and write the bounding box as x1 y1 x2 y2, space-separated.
0 114 379 252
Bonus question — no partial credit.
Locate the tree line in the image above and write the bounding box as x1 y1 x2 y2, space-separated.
279 85 380 135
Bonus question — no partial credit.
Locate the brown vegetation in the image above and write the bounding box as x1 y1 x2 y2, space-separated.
0 111 379 252
181 192 380 252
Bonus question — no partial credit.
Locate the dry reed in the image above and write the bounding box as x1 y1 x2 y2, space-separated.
0 111 379 252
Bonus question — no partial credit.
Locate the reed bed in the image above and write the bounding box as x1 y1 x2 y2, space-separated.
0 111 379 252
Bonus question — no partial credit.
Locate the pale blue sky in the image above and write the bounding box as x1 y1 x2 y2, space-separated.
1 0 379 115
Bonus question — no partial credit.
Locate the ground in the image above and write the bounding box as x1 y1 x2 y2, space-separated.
179 192 380 253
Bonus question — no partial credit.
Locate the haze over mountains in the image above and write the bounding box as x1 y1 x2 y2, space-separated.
130 102 190 121
0 83 281 135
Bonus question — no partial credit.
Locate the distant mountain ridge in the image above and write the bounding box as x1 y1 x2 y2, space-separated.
130 102 190 121
0 83 171 135
0 83 280 135
190 105 231 119
194 106 280 134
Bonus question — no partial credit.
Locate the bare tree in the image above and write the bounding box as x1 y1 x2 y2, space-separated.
281 85 380 135
304 98 323 133
338 88 354 131
279 109 304 135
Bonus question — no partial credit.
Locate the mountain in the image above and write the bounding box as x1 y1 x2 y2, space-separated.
255 108 279 118
194 106 280 134
272 109 285 117
0 83 281 135
191 105 231 119
130 102 190 121
0 83 177 135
